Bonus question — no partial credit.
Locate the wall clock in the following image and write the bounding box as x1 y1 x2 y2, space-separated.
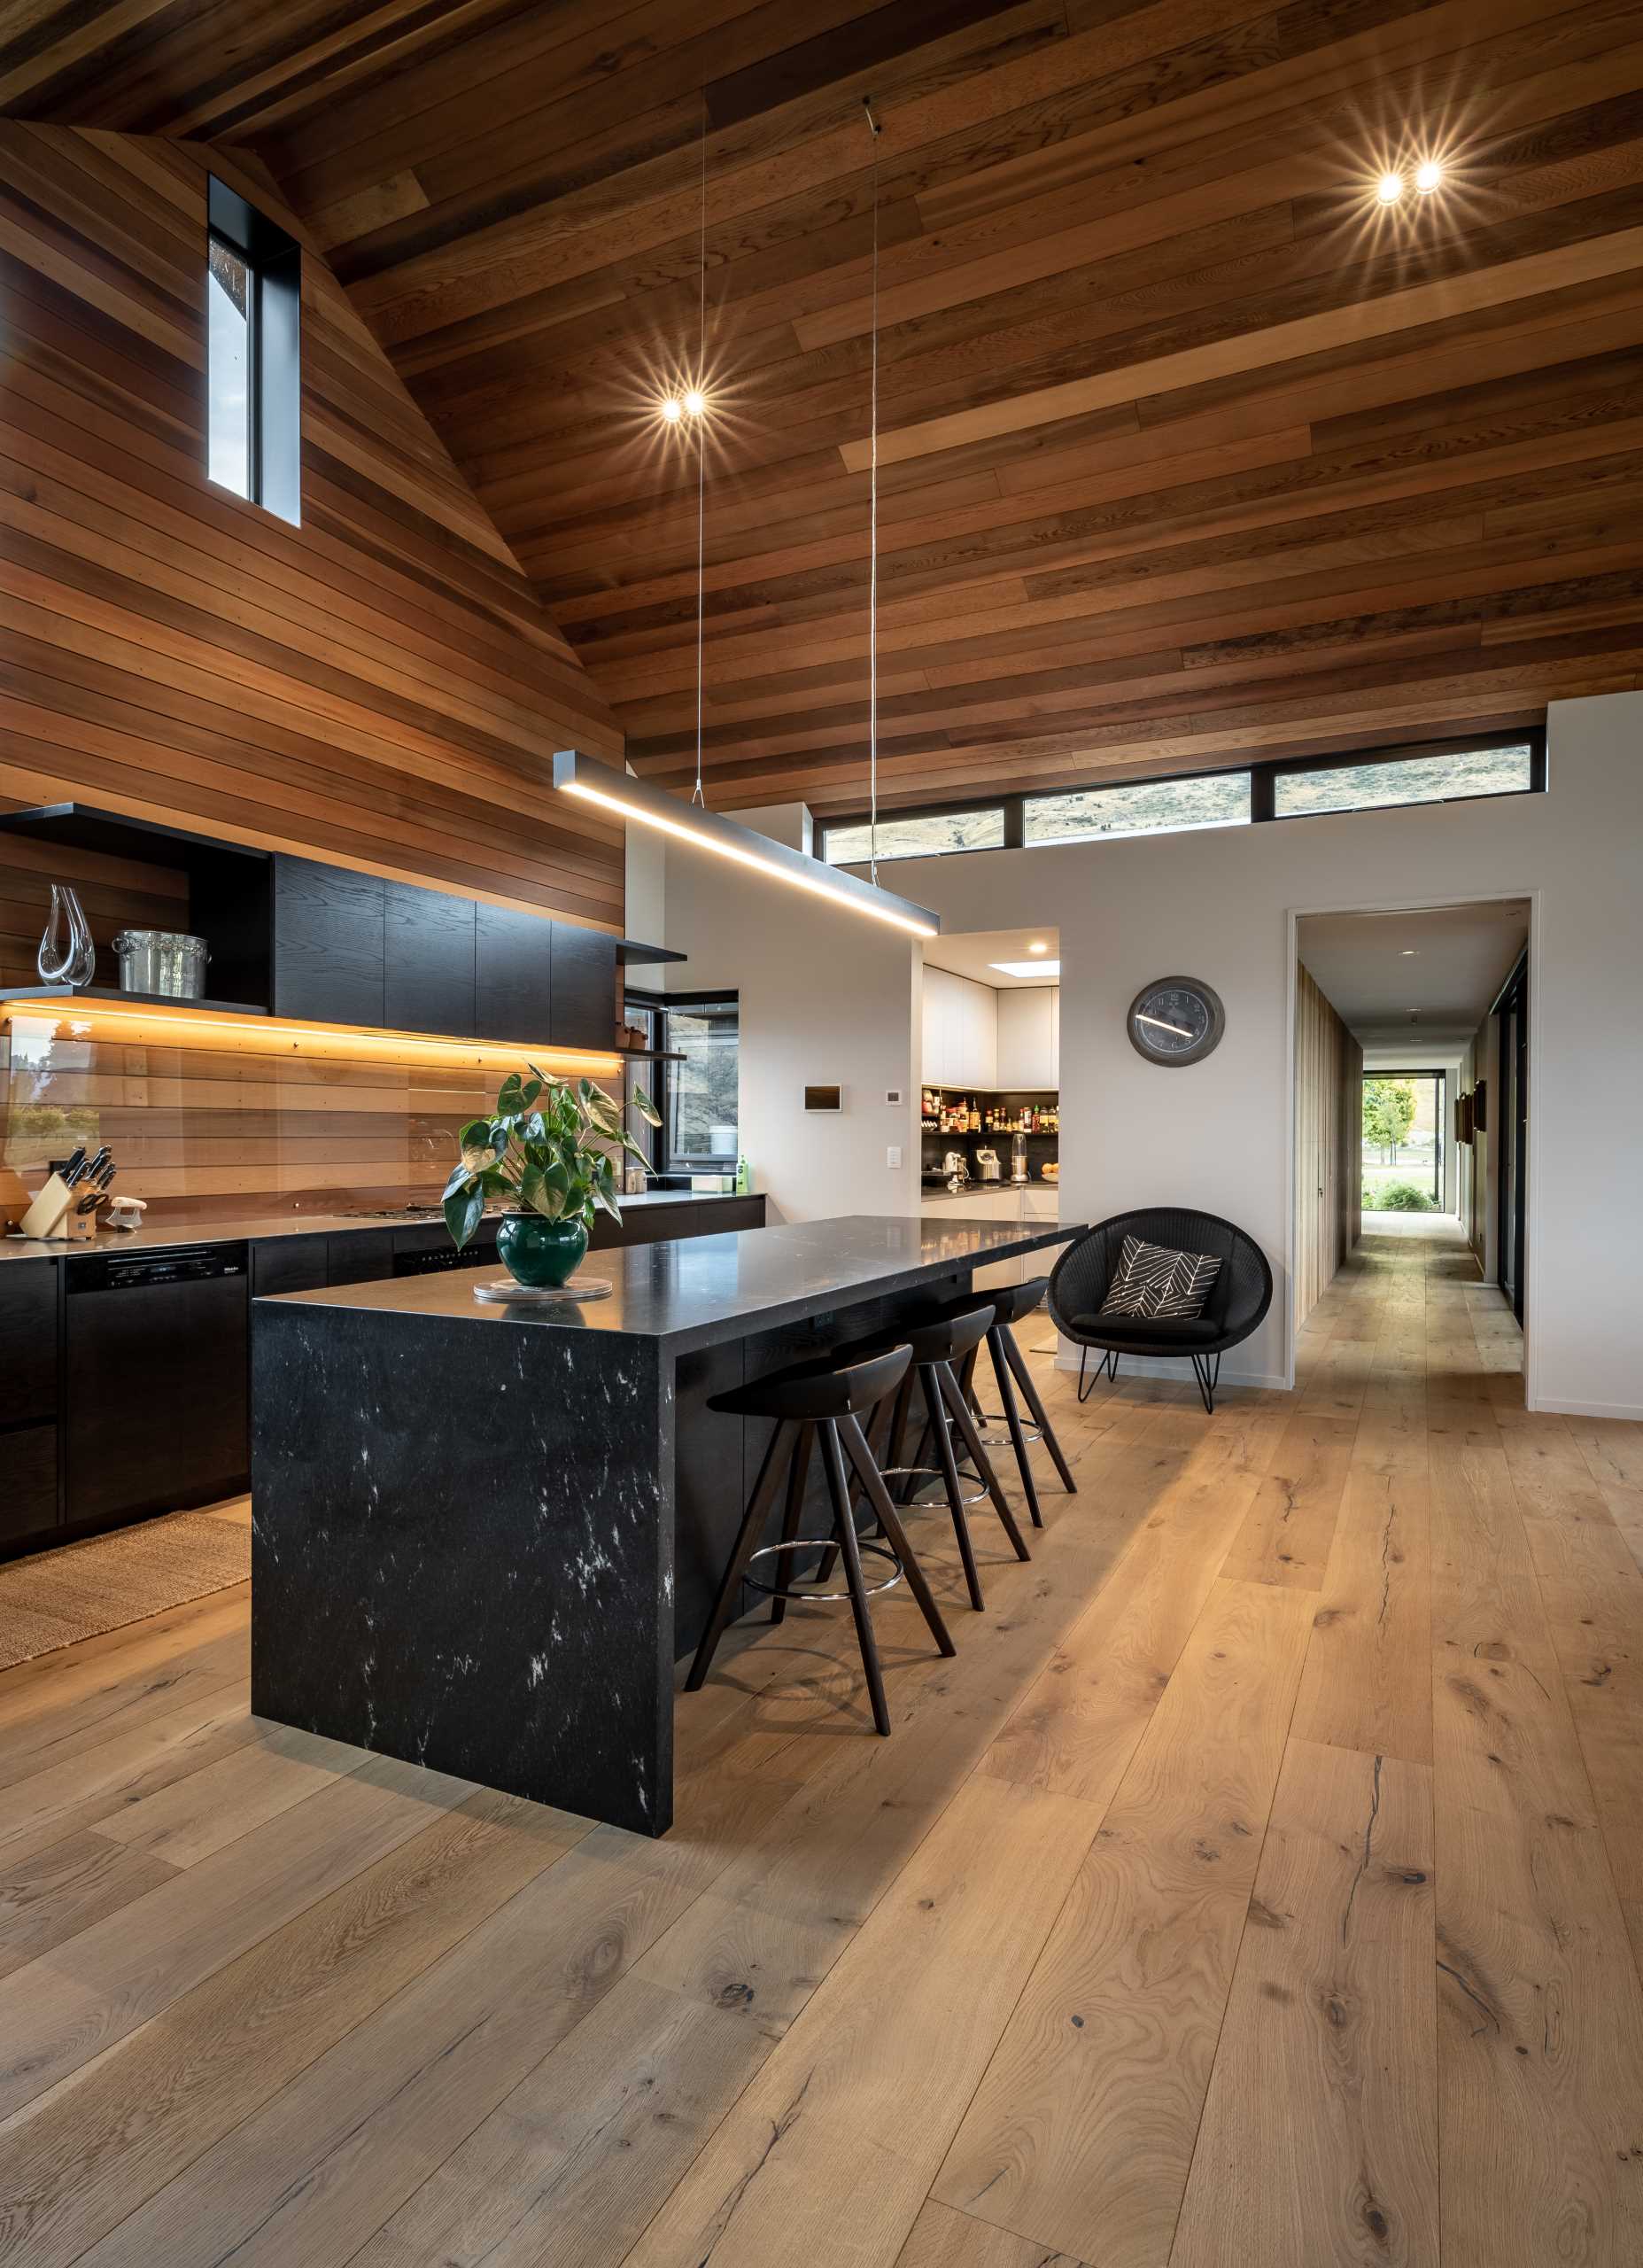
1127 976 1225 1067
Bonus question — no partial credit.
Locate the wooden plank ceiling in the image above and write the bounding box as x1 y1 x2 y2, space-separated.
11 0 1643 817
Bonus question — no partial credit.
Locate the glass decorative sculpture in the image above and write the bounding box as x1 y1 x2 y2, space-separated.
36 883 97 987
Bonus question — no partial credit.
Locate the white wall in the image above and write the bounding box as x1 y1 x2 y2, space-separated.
648 812 921 1225
872 693 1643 1418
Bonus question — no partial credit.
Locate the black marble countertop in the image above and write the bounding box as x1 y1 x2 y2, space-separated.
260 1212 1081 1355
0 1186 755 1264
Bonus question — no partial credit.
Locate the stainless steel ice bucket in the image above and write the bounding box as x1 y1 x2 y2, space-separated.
112 929 211 999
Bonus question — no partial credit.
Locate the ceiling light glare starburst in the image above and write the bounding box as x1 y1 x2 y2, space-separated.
1376 170 1406 205
660 396 684 423
1414 158 1444 194
683 388 707 416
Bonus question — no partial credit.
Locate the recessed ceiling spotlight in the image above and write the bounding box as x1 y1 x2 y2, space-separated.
1401 948 1419 956
1414 159 1444 194
660 396 684 423
1376 170 1405 205
683 388 707 416
1028 940 1048 954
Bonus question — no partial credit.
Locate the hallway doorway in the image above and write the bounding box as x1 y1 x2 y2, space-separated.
1361 1068 1445 1216
1293 897 1531 1346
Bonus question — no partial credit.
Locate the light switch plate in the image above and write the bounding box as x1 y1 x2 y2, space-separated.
887 1146 903 1169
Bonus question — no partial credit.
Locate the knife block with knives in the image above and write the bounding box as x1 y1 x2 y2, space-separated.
18 1146 117 1239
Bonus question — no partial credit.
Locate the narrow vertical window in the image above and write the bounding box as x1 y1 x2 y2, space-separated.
206 177 301 525
206 235 252 498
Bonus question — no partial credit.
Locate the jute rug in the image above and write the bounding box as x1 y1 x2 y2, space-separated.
0 1508 251 1672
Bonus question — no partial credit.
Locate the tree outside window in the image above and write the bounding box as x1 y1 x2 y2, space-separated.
1362 1077 1417 1163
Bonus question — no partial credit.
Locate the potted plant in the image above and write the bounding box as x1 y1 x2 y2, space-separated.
443 1066 662 1290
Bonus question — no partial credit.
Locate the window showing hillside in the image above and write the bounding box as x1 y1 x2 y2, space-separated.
1024 771 1251 845
1275 742 1534 818
823 807 1005 864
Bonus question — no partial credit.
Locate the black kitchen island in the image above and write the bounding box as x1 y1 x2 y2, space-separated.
251 1213 1077 1835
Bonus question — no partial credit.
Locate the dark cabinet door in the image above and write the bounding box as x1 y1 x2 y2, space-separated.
0 1260 58 1427
65 1271 249 1526
273 857 384 1027
0 1424 58 1546
326 1231 397 1285
384 882 476 1037
252 1237 329 1299
475 905 554 1044
550 922 616 1052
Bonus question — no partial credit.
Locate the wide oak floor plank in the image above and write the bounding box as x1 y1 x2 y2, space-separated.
1168 1739 1438 2268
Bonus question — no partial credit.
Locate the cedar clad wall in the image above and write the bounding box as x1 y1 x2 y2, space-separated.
1295 964 1363 1330
0 126 626 930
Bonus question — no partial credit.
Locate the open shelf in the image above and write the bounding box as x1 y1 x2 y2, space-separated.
0 801 268 867
3 984 269 1015
617 938 686 966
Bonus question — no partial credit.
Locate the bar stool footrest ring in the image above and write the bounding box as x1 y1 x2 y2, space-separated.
970 1411 1043 1447
879 1461 989 1510
742 1537 903 1601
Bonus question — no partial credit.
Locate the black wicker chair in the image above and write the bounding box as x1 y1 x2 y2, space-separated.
1047 1208 1273 1414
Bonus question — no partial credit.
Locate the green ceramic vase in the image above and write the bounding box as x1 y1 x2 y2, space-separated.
495 1211 588 1290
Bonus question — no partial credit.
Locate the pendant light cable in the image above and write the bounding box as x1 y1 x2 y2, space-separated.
693 106 708 808
864 94 882 884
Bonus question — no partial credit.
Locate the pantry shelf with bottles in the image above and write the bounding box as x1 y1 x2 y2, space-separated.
921 1087 1059 1138
920 1083 1060 1199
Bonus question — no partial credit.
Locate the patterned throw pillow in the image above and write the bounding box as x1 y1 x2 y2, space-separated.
1098 1234 1223 1321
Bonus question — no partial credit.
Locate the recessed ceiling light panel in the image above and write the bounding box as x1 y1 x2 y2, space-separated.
989 959 1061 979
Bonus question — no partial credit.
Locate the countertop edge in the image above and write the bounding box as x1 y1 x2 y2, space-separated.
254 1216 1085 1355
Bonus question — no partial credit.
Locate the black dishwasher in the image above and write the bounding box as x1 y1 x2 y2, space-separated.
66 1244 250 1529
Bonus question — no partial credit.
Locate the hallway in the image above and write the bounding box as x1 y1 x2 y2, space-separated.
2 1225 1641 2266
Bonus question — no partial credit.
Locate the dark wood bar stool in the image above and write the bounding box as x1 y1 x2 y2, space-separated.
839 1304 1032 1613
949 1278 1077 1529
685 1345 955 1737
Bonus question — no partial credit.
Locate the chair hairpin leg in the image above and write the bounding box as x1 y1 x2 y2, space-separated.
1077 1345 1116 1402
1190 1350 1222 1415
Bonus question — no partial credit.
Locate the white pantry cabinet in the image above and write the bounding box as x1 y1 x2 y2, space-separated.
996 985 1059 1090
922 965 997 1089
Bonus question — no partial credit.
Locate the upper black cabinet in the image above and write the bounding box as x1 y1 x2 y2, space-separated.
476 904 555 1044
552 920 616 1051
274 858 384 1027
276 863 613 1049
384 881 477 1037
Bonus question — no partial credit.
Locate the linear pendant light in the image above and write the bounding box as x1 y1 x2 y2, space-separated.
553 751 940 937
554 96 939 943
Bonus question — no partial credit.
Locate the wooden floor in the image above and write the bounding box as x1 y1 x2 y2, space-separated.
4 1221 1643 2266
